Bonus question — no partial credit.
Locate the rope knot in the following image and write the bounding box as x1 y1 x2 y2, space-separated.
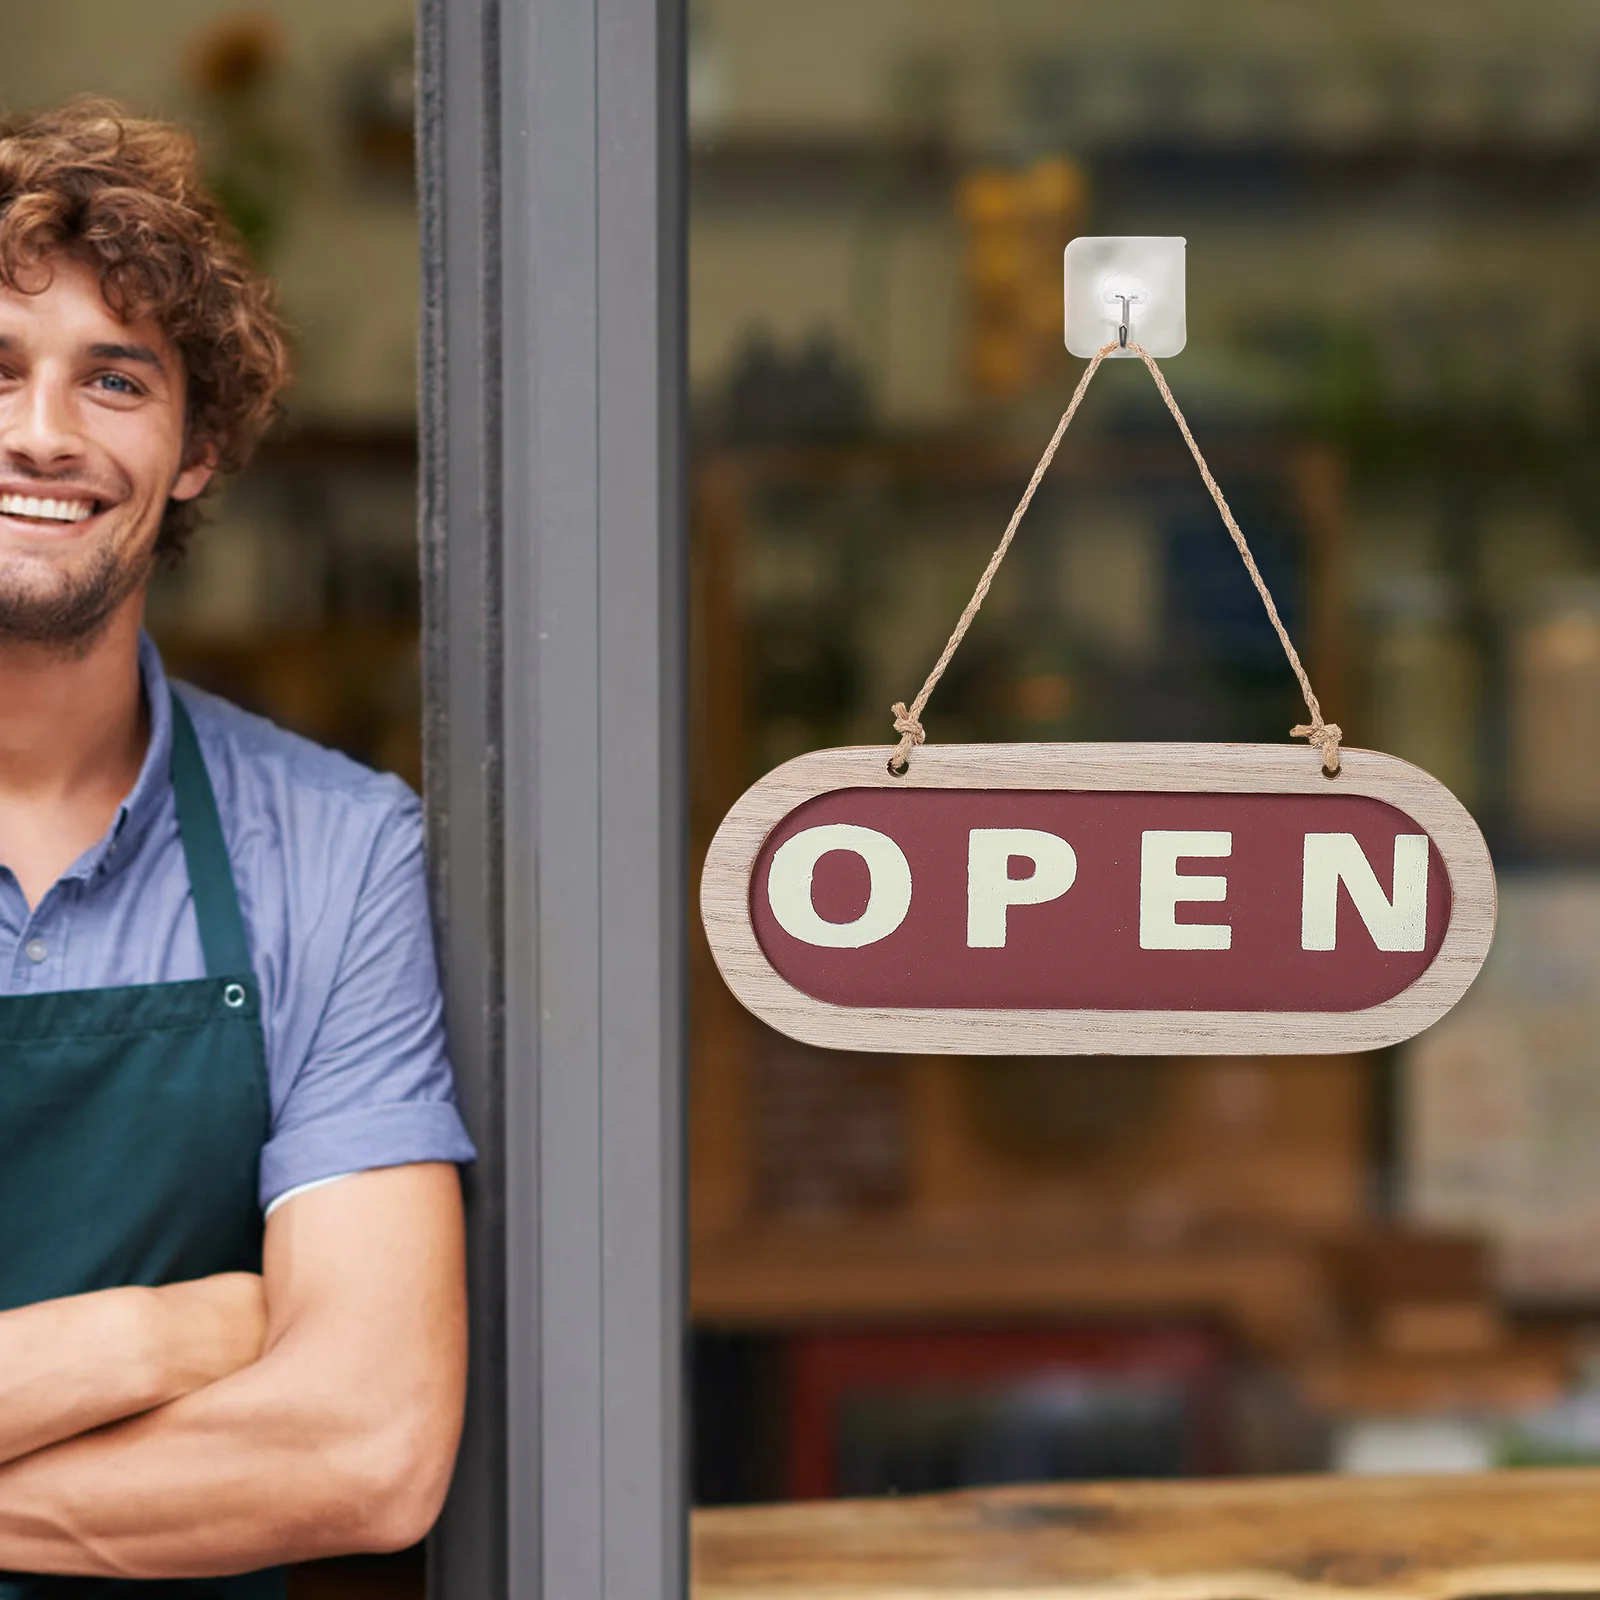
1293 719 1343 775
889 701 925 772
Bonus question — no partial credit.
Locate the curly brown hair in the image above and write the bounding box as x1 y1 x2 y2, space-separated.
0 98 291 559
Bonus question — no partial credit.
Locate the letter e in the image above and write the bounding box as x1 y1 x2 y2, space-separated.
1140 831 1233 951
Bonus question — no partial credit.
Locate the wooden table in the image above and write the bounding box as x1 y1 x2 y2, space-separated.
694 1471 1600 1600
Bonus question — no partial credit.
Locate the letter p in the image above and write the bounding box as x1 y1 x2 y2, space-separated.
967 828 1078 948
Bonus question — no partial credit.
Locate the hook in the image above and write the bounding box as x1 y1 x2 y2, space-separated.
1117 294 1131 350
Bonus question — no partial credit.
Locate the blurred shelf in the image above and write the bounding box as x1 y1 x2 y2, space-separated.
693 431 1320 486
251 425 417 470
692 128 1600 212
693 1468 1600 1600
1092 135 1600 211
693 132 952 207
692 1223 1327 1352
1297 1344 1568 1416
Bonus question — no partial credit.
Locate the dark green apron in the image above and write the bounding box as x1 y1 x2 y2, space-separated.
0 695 282 1599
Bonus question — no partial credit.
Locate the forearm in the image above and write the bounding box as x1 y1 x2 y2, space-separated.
0 1284 244 1467
0 1318 429 1579
0 1167 466 1580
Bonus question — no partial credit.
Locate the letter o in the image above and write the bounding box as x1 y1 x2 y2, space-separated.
766 824 912 948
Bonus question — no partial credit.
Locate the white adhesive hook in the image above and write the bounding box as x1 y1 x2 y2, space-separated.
1101 271 1149 347
1065 237 1186 359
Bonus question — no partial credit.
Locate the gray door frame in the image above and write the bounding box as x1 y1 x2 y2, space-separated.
417 0 688 1593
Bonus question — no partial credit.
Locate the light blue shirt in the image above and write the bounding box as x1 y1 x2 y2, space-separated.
0 633 476 1210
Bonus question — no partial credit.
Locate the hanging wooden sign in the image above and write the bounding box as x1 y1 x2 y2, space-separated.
700 743 1494 1055
702 312 1498 1055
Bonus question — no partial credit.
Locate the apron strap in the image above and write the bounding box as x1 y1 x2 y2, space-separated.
169 693 254 980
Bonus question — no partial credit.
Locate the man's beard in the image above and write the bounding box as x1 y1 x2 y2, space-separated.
0 536 153 657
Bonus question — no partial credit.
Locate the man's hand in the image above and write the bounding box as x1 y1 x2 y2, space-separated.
0 1274 267 1467
0 1163 466 1580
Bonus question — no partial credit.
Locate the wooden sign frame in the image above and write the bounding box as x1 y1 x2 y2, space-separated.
700 743 1496 1055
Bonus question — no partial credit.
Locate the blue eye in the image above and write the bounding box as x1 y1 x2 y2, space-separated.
96 372 142 395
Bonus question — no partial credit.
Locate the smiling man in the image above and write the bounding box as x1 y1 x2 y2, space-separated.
0 102 474 1596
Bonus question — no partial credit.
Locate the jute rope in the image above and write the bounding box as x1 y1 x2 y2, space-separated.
889 338 1342 774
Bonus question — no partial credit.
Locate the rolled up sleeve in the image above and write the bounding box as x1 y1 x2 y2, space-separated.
258 796 476 1210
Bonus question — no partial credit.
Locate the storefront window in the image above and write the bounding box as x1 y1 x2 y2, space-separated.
689 1 1600 1504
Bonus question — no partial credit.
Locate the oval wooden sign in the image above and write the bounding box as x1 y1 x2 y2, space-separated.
700 744 1496 1055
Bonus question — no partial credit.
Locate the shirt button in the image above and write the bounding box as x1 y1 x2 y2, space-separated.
24 938 47 963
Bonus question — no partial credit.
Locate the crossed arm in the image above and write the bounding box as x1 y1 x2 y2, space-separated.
0 1162 466 1580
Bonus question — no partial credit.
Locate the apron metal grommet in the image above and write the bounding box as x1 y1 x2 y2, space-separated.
223 982 248 1009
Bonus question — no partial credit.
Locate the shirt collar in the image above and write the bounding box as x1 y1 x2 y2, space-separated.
63 630 175 885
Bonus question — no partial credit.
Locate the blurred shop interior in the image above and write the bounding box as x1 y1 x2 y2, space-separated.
15 0 1600 1555
687 0 1600 1505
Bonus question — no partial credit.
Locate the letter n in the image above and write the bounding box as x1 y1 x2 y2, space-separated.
1302 832 1429 952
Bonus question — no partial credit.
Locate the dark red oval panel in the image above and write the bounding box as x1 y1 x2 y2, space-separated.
750 789 1451 1012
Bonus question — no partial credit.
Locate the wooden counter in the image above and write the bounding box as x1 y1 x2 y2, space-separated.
694 1471 1600 1600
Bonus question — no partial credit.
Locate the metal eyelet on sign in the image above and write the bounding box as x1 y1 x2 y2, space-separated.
223 982 248 1009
